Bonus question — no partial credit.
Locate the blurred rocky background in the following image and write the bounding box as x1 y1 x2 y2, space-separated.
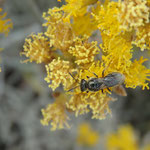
0 0 150 150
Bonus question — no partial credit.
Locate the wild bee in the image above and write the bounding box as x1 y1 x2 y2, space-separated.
68 71 126 95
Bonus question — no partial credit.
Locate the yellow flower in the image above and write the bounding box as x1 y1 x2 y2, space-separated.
66 92 90 117
41 93 70 131
132 23 150 51
71 13 97 36
94 2 122 36
125 57 150 89
62 0 98 22
66 31 150 120
88 93 113 119
68 35 100 66
100 33 133 73
77 123 99 146
22 33 55 64
100 33 150 90
118 0 149 31
43 7 75 52
45 57 76 91
0 8 12 36
106 125 139 150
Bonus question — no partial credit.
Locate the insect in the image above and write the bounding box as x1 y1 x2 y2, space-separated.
68 71 125 94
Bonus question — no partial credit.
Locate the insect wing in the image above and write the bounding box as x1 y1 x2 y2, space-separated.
113 85 127 96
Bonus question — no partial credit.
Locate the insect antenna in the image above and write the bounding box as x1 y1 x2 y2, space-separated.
69 72 79 83
67 85 80 92
67 72 80 92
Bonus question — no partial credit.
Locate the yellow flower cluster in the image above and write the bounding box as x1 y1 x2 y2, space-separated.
0 8 12 72
22 33 55 64
45 57 76 91
118 0 149 31
77 122 99 147
68 36 99 66
41 93 70 130
0 8 12 36
107 125 138 150
22 0 150 130
106 125 150 150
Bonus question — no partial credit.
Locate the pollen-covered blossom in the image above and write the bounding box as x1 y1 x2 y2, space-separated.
77 123 99 146
106 125 139 150
132 23 150 51
41 93 70 131
45 57 76 91
71 13 97 36
61 0 98 22
22 33 55 64
125 57 150 89
0 8 12 36
100 33 133 73
68 35 99 66
67 91 113 120
99 31 150 90
94 2 121 36
66 92 90 117
118 0 149 31
43 7 75 51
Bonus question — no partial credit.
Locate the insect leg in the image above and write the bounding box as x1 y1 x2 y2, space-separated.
69 72 79 83
107 88 111 92
93 73 98 78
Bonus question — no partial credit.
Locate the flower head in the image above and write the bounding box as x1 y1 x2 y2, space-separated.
94 2 121 36
125 57 150 89
100 33 150 90
68 36 99 66
66 92 90 117
43 8 75 52
45 57 76 91
62 0 98 22
77 123 99 146
132 23 150 51
71 13 97 36
0 8 12 36
118 0 149 31
41 93 70 131
100 33 133 73
106 125 139 150
22 33 55 64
